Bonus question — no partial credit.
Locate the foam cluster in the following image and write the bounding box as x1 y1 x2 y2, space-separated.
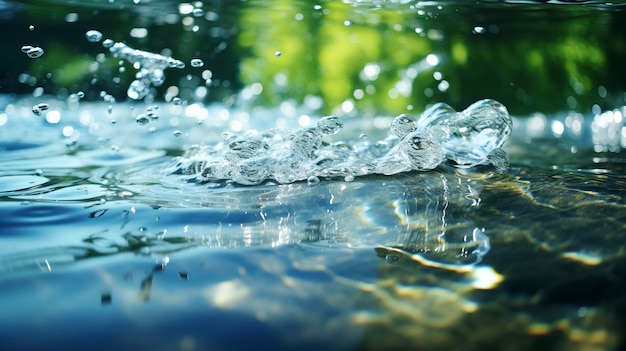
172 99 513 185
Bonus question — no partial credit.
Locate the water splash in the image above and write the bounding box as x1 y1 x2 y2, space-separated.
172 99 512 185
104 40 185 100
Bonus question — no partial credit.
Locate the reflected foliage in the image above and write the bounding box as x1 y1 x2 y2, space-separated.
0 0 625 115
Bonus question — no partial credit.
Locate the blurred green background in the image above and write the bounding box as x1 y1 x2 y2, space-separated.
1 0 625 116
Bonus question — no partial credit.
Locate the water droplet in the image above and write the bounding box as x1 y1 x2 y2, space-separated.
172 97 182 105
190 58 204 68
136 114 150 125
192 8 204 17
28 25 34 31
173 130 182 137
473 26 486 34
85 30 103 42
359 133 368 140
77 91 85 98
275 51 282 57
32 103 49 116
316 116 343 135
23 46 44 59
102 38 114 48
127 80 149 100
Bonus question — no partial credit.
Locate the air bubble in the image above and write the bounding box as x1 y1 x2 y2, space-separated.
190 58 204 67
86 30 103 42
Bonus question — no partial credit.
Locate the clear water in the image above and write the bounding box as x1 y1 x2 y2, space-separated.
1 1 626 350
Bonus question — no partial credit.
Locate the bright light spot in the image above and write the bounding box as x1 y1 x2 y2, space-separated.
130 28 148 38
362 63 380 81
62 126 74 137
298 115 311 127
551 120 564 137
353 88 364 100
437 80 449 92
0 113 7 126
251 82 263 95
469 266 503 289
230 120 243 132
194 86 207 100
426 54 439 66
433 71 443 80
179 3 194 15
527 113 546 137
341 99 355 113
65 13 78 22
45 110 61 124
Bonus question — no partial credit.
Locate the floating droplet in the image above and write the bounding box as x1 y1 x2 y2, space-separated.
172 97 182 105
77 91 85 98
32 103 49 116
275 51 282 57
359 133 368 140
28 25 34 31
136 114 150 125
190 58 204 68
85 30 103 42
23 46 44 59
127 80 149 100
102 39 114 48
192 8 204 17
173 130 182 137
473 26 486 34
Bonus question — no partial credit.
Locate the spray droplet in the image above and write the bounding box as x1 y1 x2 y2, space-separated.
190 58 204 68
28 25 35 31
85 30 103 42
173 130 182 137
22 46 44 59
32 103 49 116
102 39 114 48
275 51 282 57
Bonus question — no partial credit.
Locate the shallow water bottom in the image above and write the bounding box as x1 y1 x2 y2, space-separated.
1 97 625 351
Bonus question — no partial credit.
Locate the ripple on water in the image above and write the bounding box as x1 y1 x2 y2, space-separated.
77 147 166 166
0 175 49 192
